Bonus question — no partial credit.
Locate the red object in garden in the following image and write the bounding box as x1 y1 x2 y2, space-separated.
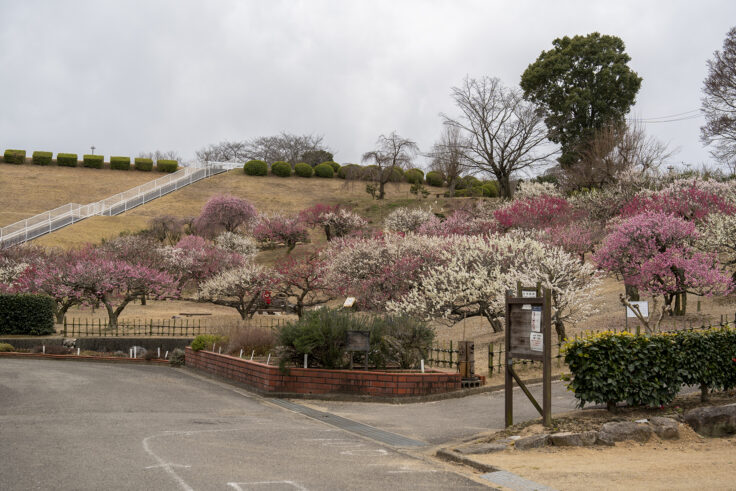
262 290 271 305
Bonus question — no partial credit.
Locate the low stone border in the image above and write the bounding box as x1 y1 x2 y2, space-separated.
0 352 169 365
435 448 499 473
186 347 465 398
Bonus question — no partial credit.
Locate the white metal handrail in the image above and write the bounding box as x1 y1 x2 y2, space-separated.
0 162 229 248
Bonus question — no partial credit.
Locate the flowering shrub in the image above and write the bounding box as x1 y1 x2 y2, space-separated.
274 251 331 317
417 210 497 237
383 207 435 233
514 180 560 199
494 195 574 230
299 204 366 241
621 184 735 222
162 235 244 289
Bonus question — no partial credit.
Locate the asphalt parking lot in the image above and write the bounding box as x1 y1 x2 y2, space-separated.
0 359 489 490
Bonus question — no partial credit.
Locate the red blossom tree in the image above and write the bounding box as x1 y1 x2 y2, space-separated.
193 195 258 237
620 185 735 222
274 251 332 317
494 195 577 231
164 235 244 290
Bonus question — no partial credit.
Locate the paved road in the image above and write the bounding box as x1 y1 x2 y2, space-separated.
0 359 488 490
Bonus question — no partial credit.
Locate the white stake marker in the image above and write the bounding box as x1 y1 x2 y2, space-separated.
129 348 133 358
421 359 425 373
239 349 243 358
77 348 80 356
133 346 137 358
42 345 45 354
218 347 222 354
250 350 254 361
266 354 271 365
304 353 308 368
165 350 169 359
157 347 161 358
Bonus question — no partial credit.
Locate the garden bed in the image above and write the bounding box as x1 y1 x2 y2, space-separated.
185 347 467 397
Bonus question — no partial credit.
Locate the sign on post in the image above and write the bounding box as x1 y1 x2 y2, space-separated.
345 330 370 370
505 285 553 428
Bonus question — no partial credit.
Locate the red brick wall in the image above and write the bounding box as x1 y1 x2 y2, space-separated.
185 347 462 397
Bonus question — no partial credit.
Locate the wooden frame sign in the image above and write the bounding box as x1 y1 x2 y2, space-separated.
505 286 553 427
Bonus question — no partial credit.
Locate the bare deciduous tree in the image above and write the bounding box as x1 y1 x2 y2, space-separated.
138 150 182 162
701 27 736 172
361 132 419 200
562 122 673 191
426 125 470 197
443 76 555 198
244 132 328 165
195 141 249 163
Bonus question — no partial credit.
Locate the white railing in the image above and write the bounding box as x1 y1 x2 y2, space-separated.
0 163 230 248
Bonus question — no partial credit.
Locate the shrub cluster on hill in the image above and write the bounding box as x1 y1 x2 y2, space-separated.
2 148 178 172
244 160 268 176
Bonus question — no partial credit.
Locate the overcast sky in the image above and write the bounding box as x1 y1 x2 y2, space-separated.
1 0 734 173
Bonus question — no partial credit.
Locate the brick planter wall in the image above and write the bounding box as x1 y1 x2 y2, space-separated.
185 347 462 397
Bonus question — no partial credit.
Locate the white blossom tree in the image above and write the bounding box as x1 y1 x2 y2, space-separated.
383 207 436 233
198 263 278 319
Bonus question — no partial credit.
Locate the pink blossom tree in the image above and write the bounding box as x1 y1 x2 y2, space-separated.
274 250 333 317
56 249 179 328
299 204 367 241
253 214 309 252
417 210 497 236
162 235 244 291
620 184 735 222
594 212 733 331
193 195 258 237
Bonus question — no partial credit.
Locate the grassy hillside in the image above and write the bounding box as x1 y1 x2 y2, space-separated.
0 163 160 227
32 169 455 248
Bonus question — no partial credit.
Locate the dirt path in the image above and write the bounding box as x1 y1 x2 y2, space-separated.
474 425 736 490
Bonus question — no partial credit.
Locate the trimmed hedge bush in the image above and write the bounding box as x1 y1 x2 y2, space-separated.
134 158 153 171
156 159 178 173
425 171 444 187
314 163 334 178
455 175 481 190
32 151 53 166
405 168 425 185
191 334 225 352
0 342 14 352
4 149 26 164
564 329 736 409
110 156 131 170
0 294 55 335
454 187 484 197
244 159 268 176
338 163 361 179
482 181 500 198
294 162 314 178
328 161 340 173
271 161 292 177
83 154 104 169
57 153 78 167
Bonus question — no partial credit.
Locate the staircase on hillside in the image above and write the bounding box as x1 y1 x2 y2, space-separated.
0 162 234 248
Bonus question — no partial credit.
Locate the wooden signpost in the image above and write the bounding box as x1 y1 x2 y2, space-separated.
505 284 553 427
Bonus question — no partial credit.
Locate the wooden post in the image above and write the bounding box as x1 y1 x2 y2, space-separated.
488 342 494 375
542 288 552 427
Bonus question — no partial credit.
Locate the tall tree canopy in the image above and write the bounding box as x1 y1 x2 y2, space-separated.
521 32 642 167
701 27 736 171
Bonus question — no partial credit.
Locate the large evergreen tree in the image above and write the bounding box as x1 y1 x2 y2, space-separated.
521 32 642 167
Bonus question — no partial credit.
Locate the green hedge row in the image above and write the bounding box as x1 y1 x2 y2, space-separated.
244 160 268 176
564 329 736 409
135 158 153 171
156 159 178 173
57 153 78 167
32 151 53 166
0 294 55 335
110 156 131 170
426 171 444 187
294 162 313 178
4 149 26 164
2 149 177 172
271 161 291 177
314 162 334 178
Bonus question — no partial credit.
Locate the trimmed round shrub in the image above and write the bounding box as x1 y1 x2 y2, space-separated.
271 161 292 177
294 162 314 177
425 171 444 187
244 159 268 176
134 158 153 171
390 167 404 182
156 159 178 173
482 181 500 198
4 149 26 164
169 348 185 367
338 163 361 179
362 165 380 181
32 151 53 166
405 168 425 185
0 294 55 335
83 154 104 169
0 342 14 352
314 163 334 178
110 156 131 170
57 153 78 167
191 334 225 352
455 175 481 190
328 161 340 173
